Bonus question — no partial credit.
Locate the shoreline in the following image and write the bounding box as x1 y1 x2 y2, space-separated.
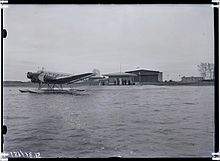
3 81 214 87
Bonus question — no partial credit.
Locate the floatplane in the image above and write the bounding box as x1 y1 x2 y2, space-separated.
19 69 95 94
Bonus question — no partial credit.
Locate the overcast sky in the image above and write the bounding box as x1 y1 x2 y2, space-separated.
4 4 214 81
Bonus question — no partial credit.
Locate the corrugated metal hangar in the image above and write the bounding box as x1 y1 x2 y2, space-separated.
103 69 163 85
126 69 163 83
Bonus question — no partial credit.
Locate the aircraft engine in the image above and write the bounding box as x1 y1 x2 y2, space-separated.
27 72 40 83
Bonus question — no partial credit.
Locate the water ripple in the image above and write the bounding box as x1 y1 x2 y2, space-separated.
3 86 214 157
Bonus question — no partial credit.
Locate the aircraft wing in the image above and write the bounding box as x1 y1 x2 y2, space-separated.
44 73 95 84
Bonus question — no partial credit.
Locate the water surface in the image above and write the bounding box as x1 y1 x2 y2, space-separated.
3 85 214 157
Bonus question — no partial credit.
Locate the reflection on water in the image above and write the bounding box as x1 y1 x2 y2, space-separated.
3 85 214 157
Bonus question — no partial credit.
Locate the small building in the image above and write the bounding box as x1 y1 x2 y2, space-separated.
87 76 106 85
103 72 137 85
181 76 204 83
125 69 163 83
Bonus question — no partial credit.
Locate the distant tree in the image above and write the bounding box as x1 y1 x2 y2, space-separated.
207 63 214 79
197 63 207 78
197 63 214 79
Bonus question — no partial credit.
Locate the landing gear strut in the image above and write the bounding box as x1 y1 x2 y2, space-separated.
38 82 64 90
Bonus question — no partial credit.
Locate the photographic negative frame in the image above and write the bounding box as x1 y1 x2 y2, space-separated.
0 0 218 159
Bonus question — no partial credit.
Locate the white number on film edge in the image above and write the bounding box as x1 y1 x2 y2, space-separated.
0 0 8 8
212 152 220 160
212 0 220 8
0 152 8 161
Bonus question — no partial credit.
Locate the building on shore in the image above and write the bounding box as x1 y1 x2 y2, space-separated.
87 76 107 85
125 69 163 83
102 69 163 85
103 72 137 85
181 76 204 83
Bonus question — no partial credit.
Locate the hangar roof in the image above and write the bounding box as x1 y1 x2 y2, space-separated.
103 72 137 77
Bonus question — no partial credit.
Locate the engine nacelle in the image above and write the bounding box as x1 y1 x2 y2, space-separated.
27 72 40 83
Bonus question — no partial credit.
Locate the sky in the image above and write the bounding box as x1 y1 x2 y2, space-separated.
3 4 214 81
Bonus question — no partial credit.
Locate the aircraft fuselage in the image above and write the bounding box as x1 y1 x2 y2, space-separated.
27 71 70 84
27 70 94 86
